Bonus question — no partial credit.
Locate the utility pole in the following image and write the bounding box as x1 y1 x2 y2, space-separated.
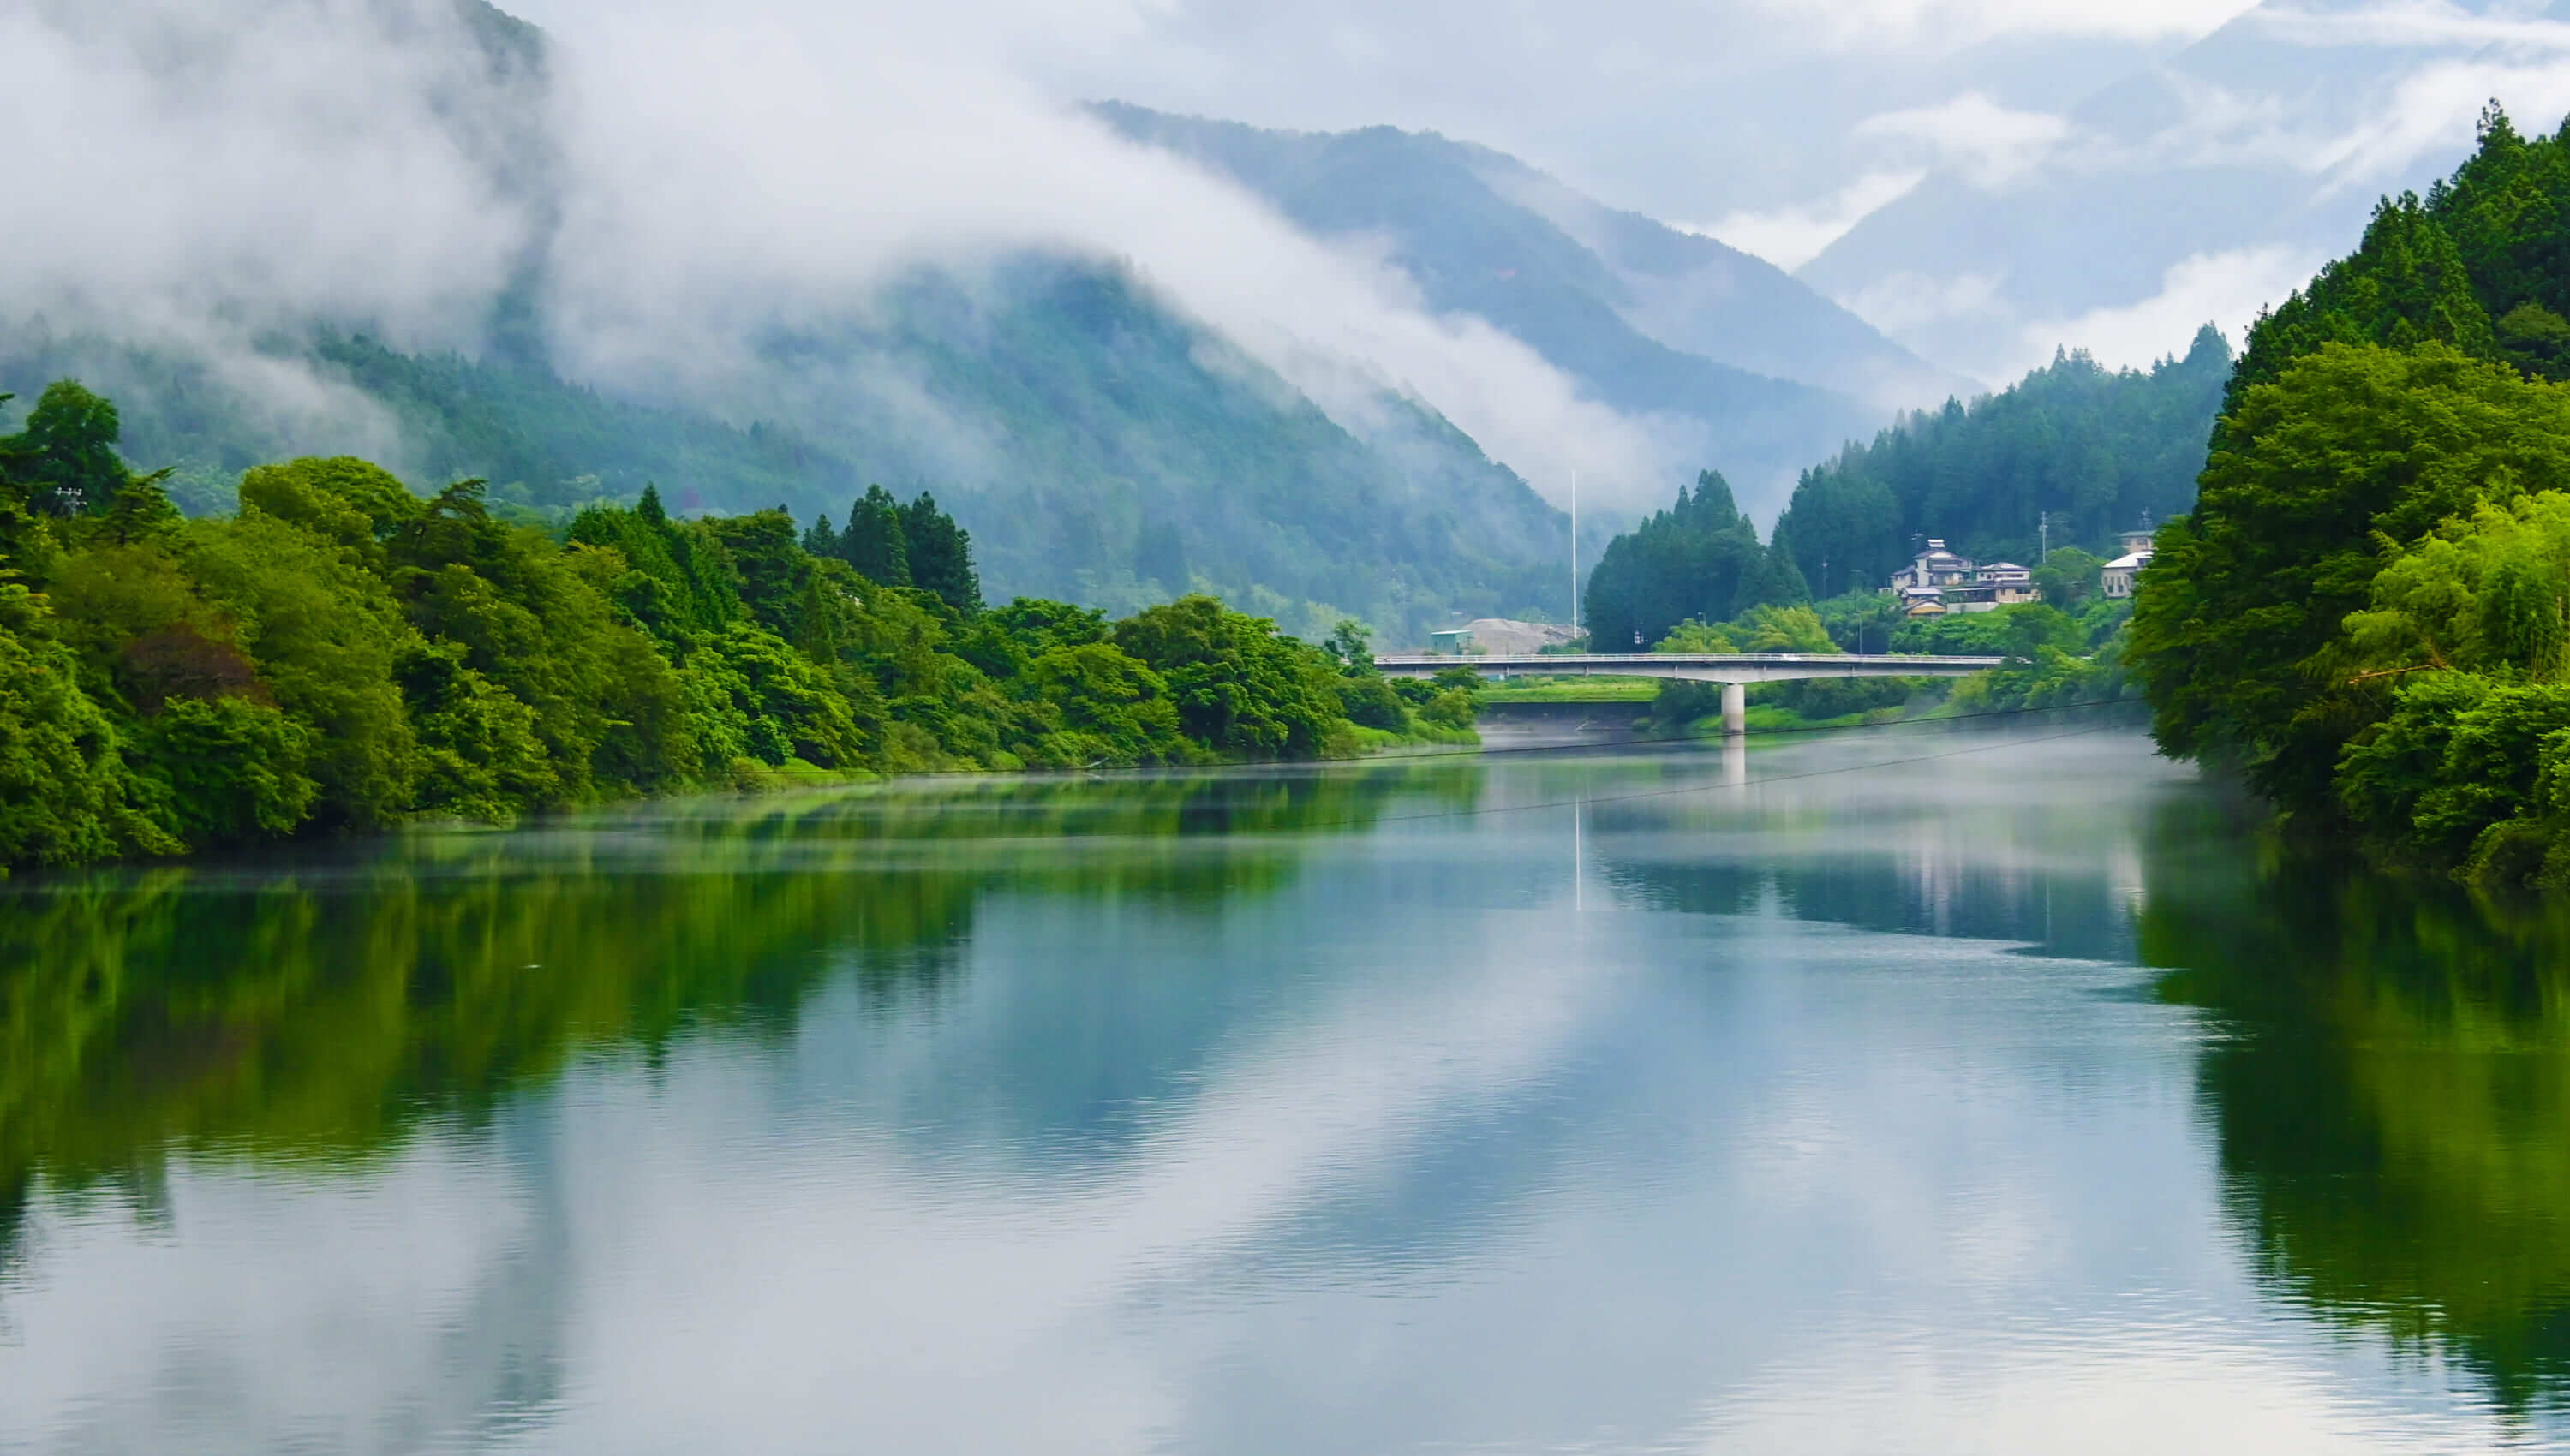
1570 469 1580 639
2039 510 2050 563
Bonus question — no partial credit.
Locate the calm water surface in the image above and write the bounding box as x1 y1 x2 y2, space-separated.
4 727 2568 1453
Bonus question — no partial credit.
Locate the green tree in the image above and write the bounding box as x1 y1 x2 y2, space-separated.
0 587 176 866
1112 594 1348 758
836 485 911 588
900 491 982 614
4 380 132 518
2131 343 2570 810
1583 471 1798 653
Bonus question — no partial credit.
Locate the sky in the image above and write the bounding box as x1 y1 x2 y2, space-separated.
1018 0 2257 264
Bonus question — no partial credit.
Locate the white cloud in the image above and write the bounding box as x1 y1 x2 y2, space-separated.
1833 270 2009 337
1855 92 2073 188
2018 245 2316 373
1744 0 2253 51
2304 58 2570 188
1694 170 1928 271
529 0 1669 507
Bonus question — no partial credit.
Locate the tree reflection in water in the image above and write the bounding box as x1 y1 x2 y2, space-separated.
2143 796 2570 1418
0 763 1479 1282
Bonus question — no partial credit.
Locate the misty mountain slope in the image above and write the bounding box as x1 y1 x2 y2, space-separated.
0 260 1569 640
1798 0 2570 381
1092 104 1966 498
0 0 1587 641
738 261 1569 631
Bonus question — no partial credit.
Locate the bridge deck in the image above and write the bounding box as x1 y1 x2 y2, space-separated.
1373 652 2005 684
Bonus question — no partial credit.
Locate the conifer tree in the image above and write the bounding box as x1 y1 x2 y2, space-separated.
840 485 911 587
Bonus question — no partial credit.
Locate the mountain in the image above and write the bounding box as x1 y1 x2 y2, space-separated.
1092 104 1973 504
1799 0 2570 382
1770 327 2232 600
0 261 1568 642
1 2 1579 643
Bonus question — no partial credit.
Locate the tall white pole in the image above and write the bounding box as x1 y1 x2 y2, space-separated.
1570 470 1580 637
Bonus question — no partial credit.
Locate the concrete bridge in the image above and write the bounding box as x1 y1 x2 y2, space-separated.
1372 652 2006 737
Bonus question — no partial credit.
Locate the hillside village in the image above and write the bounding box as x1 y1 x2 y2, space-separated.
1887 528 2155 617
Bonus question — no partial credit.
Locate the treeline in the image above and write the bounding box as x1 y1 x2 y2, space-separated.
0 380 1474 872
2133 105 2570 886
1581 471 1807 653
1580 337 2228 654
1772 328 2230 596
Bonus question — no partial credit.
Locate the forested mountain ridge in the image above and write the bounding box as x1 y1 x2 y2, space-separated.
1771 327 2232 597
1574 328 2230 658
1092 103 1969 504
2132 107 2570 886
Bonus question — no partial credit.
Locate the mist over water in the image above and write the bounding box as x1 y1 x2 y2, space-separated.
3 730 2565 1453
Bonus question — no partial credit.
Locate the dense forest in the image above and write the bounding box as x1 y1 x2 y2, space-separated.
0 380 1477 873
1577 328 2228 662
2132 105 2570 886
1769 327 2232 596
1578 470 1807 652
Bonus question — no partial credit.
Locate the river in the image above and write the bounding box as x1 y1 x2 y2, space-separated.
3 726 2566 1453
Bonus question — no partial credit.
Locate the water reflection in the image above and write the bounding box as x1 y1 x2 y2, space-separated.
1 732 2565 1451
0 767 1476 1256
2143 801 2570 1419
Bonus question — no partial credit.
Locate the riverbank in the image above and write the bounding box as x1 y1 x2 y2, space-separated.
1 433 1481 873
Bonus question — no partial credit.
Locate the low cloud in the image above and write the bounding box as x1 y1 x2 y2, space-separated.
1742 0 2252 51
4 0 1678 513
1832 270 2008 337
1694 170 1927 271
2018 245 2314 373
1854 92 2073 189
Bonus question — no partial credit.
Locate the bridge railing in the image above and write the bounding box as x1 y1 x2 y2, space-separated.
1372 652 2008 671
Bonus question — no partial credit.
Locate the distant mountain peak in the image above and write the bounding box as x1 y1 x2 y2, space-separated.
1093 103 1978 512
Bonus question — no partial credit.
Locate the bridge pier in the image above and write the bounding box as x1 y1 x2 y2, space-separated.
1721 682 1746 738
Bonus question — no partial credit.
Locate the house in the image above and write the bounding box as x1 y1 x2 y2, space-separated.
1975 562 2039 607
1886 539 1975 617
2102 533 2155 599
1888 540 1975 593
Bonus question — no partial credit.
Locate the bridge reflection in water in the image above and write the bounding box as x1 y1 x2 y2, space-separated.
1373 652 2007 736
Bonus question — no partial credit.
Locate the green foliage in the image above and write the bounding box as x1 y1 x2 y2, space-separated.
2132 343 2570 810
1112 595 1354 759
1654 603 1836 654
0 588 176 868
2131 108 2570 881
899 491 981 614
1582 471 1803 653
2031 546 2102 609
0 383 1432 870
832 484 911 588
1896 601 2085 659
1811 590 1904 653
131 695 320 846
1772 330 2231 594
4 381 130 517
